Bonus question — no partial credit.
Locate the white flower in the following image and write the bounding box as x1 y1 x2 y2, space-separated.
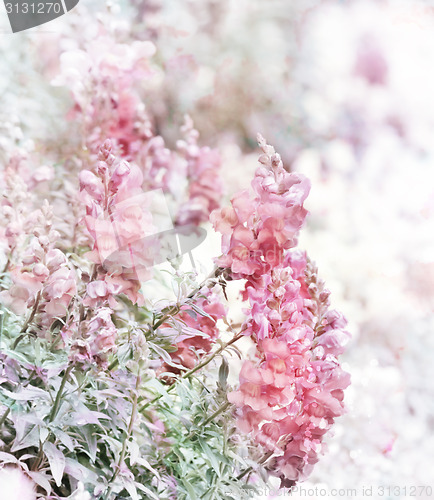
0 467 36 500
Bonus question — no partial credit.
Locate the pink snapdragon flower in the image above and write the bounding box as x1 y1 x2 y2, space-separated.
55 38 155 155
1 154 35 259
163 291 227 373
229 299 350 486
0 201 77 328
80 140 159 306
69 307 117 366
211 134 310 278
176 116 223 226
215 137 350 487
56 41 223 232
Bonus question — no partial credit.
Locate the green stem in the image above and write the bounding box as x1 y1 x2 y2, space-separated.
108 359 119 371
186 266 220 300
1 257 10 275
186 401 231 440
236 451 274 481
106 374 140 499
152 266 220 331
31 443 44 472
0 407 11 427
32 365 72 472
13 291 42 349
138 332 243 413
182 332 243 379
202 401 231 427
49 365 73 422
152 304 180 331
236 466 252 481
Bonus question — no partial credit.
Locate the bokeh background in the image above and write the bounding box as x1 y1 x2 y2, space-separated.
1 0 434 498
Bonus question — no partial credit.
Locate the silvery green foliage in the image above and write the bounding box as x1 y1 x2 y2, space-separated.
0 288 261 499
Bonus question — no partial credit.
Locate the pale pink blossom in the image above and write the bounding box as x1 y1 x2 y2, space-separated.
43 268 77 317
79 141 158 306
0 467 36 500
211 135 310 278
176 116 223 226
163 291 227 373
217 139 350 487
70 307 117 366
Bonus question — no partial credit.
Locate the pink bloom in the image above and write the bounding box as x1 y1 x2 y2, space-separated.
162 291 226 374
176 116 223 226
217 138 350 487
70 307 118 366
211 135 310 279
43 268 77 317
79 141 157 305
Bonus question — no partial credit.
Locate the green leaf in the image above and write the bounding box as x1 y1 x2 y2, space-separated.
148 342 173 364
136 482 160 500
0 452 19 465
81 425 98 462
218 358 229 390
121 478 139 500
43 441 65 487
53 428 75 452
11 424 40 452
28 471 52 496
190 303 214 321
3 386 50 401
64 457 98 483
198 438 221 475
117 343 133 366
180 477 197 500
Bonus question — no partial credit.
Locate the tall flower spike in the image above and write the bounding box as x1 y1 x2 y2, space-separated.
214 137 350 488
211 134 310 279
0 199 76 331
54 39 156 156
80 140 158 307
176 115 223 227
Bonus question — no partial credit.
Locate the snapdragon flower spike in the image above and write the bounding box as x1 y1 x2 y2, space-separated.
215 137 350 487
211 134 310 278
1 200 76 330
228 252 351 486
80 140 159 306
56 38 156 156
1 154 36 263
164 290 227 373
176 115 223 226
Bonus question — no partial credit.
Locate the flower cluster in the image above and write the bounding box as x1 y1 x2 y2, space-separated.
69 307 118 366
176 116 223 226
213 138 351 486
228 253 350 486
54 38 156 156
79 140 156 306
54 32 223 230
1 200 76 330
0 4 355 498
211 134 310 278
1 154 36 264
167 290 227 371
